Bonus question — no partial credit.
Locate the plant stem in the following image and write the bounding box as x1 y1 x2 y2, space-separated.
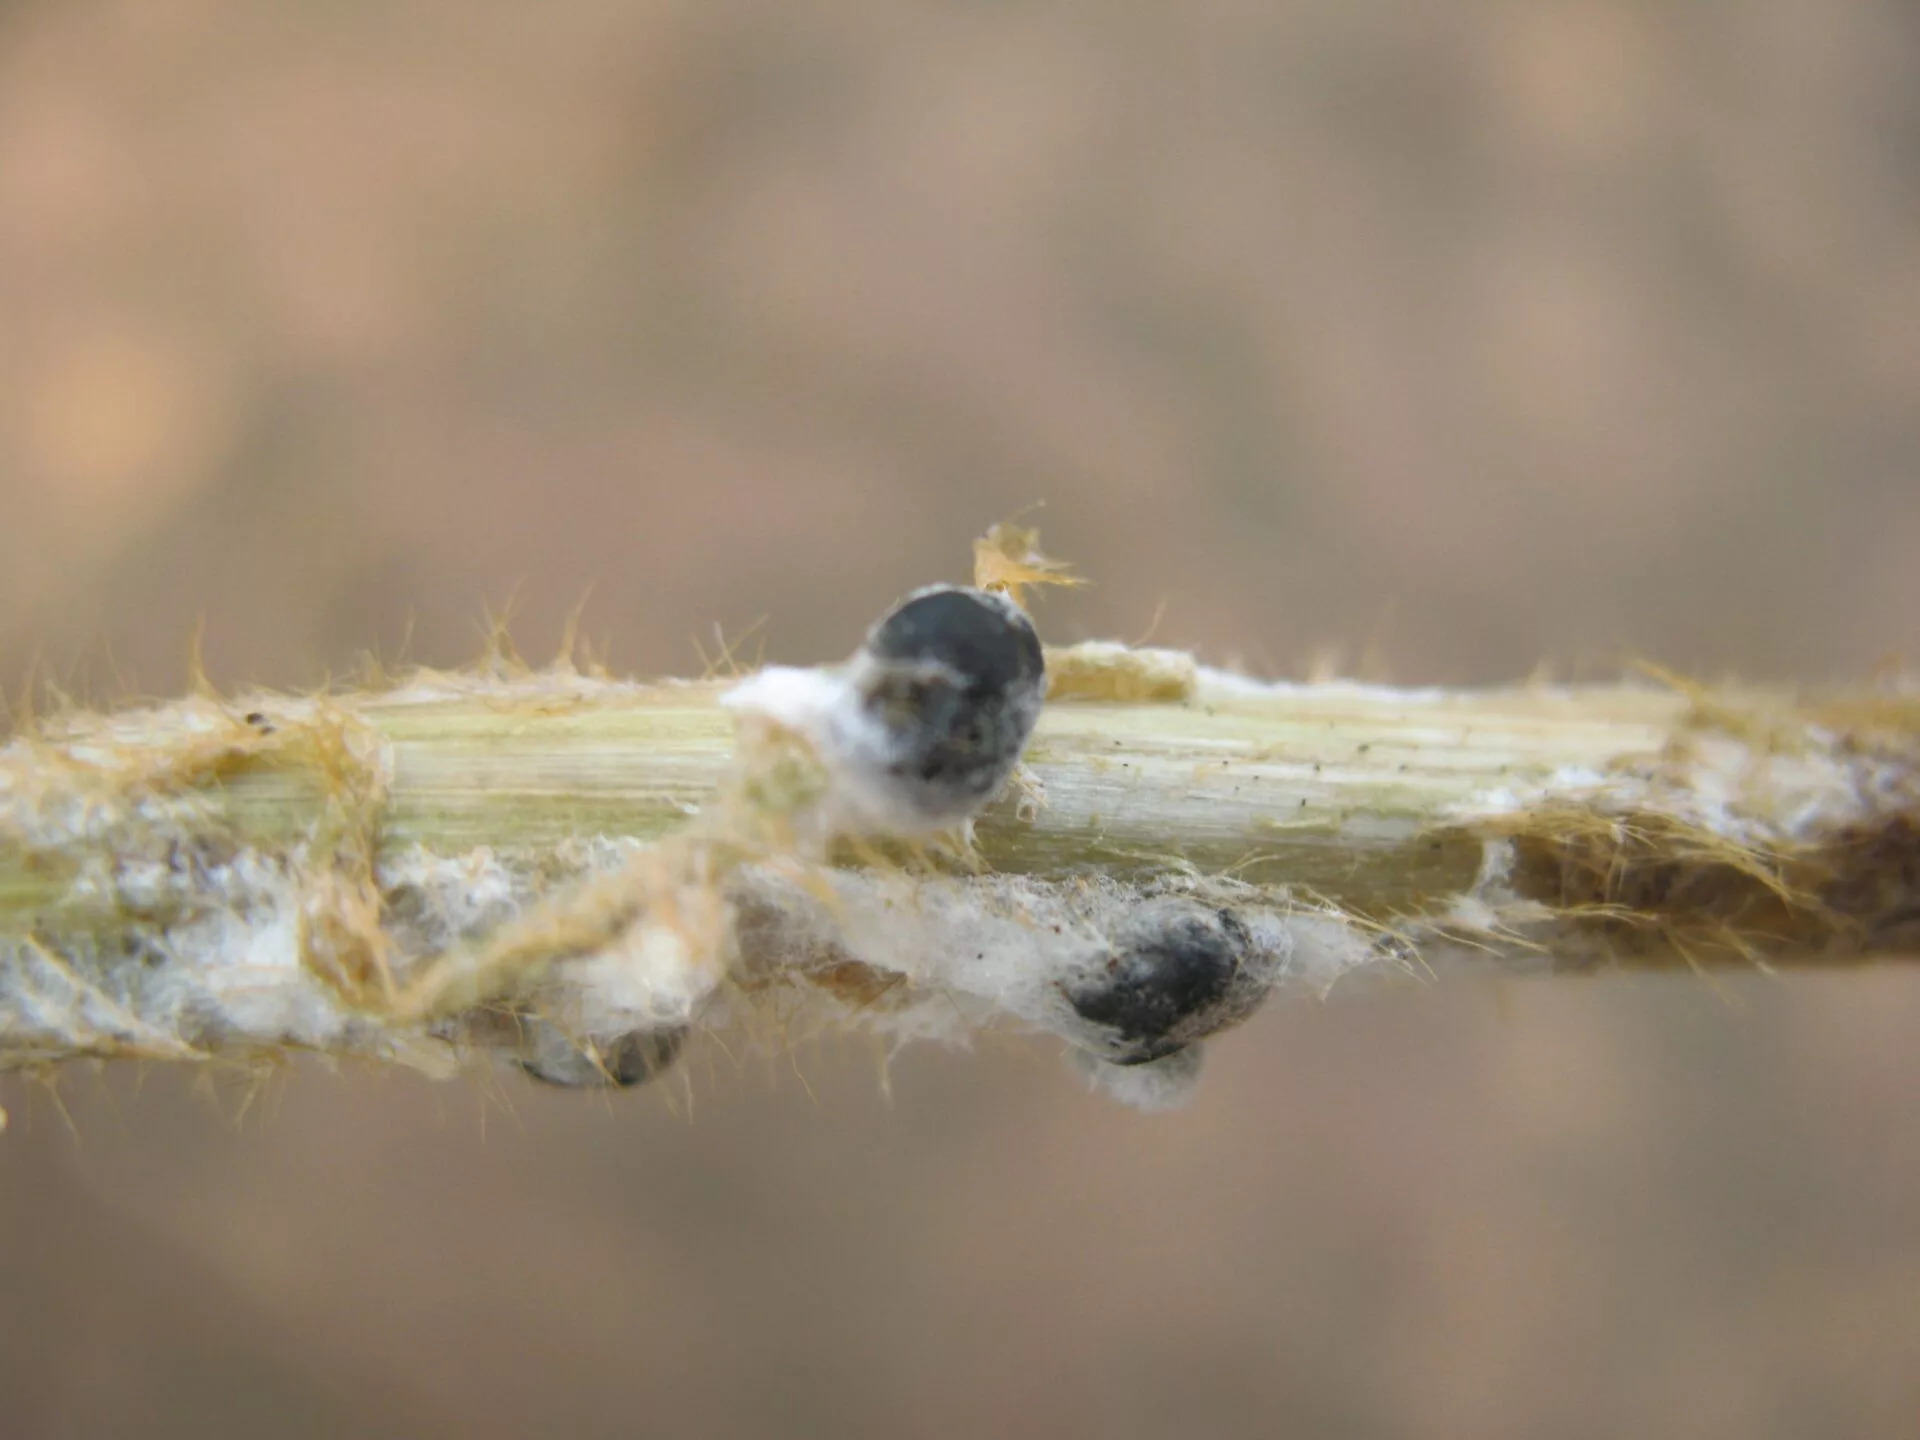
2 656 1915 1088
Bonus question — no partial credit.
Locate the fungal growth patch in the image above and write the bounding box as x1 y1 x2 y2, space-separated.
0 531 1916 1114
719 867 1365 1110
724 582 1046 839
1066 901 1262 1064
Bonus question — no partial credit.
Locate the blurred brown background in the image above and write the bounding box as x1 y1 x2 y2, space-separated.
2 2 1918 1436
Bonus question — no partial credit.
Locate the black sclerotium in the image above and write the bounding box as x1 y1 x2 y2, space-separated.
516 1018 687 1089
1067 905 1259 1065
857 585 1045 825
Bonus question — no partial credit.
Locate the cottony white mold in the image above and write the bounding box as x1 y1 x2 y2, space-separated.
1074 1044 1206 1111
723 585 1046 840
726 869 1387 1109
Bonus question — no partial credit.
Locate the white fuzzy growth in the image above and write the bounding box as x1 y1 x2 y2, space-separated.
1195 668 1454 704
720 664 850 738
0 853 378 1062
720 663 896 836
1073 1045 1206 1111
170 883 361 1051
563 921 717 1038
1241 909 1384 995
372 845 1392 1107
1456 732 1887 850
727 868 1388 1107
722 585 1043 839
0 697 393 1063
379 838 720 1044
721 660 976 838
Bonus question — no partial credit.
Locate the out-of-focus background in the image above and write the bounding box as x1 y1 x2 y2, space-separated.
1 3 1917 1436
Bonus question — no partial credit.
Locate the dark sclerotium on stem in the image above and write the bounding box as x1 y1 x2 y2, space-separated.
1066 902 1272 1067
515 1017 687 1089
844 585 1046 831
